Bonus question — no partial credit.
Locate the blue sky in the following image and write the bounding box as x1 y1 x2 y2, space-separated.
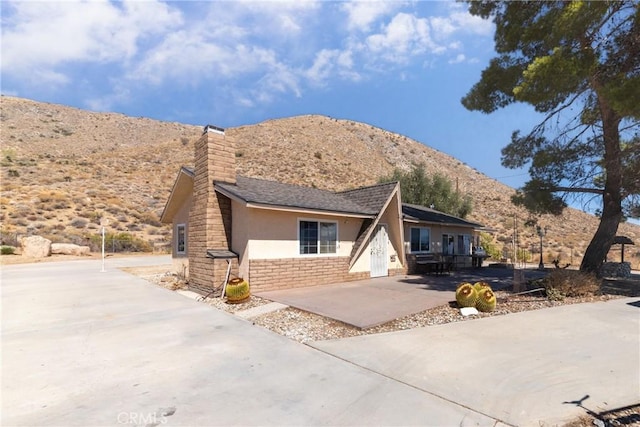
2 0 547 191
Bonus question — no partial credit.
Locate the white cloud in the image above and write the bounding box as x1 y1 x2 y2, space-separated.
354 3 494 68
85 81 131 112
449 10 494 36
129 28 288 86
1 0 182 85
428 16 457 37
448 53 466 64
306 49 360 85
341 1 404 32
365 13 439 63
212 1 321 39
428 4 494 40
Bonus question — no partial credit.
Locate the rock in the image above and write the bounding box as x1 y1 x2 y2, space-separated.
601 262 631 278
460 307 479 316
21 235 52 258
51 243 91 256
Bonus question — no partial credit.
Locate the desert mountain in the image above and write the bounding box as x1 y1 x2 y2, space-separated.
1 96 638 265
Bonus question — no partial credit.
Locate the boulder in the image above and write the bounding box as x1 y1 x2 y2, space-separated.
21 235 52 258
601 262 631 278
51 243 91 256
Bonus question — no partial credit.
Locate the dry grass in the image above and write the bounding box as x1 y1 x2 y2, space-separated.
543 269 602 300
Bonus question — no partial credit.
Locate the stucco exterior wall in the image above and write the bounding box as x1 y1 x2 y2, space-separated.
240 208 364 259
379 201 405 273
230 199 250 280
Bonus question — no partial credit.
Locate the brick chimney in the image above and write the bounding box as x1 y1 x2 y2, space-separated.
188 125 238 294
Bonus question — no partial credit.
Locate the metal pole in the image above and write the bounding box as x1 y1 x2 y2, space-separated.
538 233 544 270
537 225 545 270
101 226 106 272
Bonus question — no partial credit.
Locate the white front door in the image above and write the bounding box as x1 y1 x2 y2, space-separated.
370 224 388 278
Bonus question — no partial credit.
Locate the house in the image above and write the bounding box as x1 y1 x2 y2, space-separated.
161 126 484 294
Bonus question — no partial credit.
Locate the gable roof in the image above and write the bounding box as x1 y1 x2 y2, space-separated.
160 166 195 223
215 176 393 217
337 182 399 212
402 203 483 228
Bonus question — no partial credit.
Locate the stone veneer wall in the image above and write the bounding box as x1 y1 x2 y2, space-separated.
188 129 238 294
388 267 406 277
248 257 370 292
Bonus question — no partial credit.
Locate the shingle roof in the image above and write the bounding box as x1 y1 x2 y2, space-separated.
338 181 399 212
402 203 483 228
215 176 391 216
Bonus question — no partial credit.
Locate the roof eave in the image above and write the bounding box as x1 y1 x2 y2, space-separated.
245 202 376 218
215 185 376 218
403 218 483 229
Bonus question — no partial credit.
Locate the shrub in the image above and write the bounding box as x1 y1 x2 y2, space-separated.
139 211 161 227
1 245 16 255
89 231 152 253
479 231 501 260
542 270 601 301
70 218 88 228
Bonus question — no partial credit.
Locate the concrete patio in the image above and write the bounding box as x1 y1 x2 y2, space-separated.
255 267 547 329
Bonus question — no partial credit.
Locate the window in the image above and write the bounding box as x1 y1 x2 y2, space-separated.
299 220 337 255
458 234 471 255
410 227 430 253
176 224 186 254
442 233 455 255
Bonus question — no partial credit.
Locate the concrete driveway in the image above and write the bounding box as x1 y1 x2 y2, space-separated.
1 256 495 426
311 297 640 426
2 256 638 426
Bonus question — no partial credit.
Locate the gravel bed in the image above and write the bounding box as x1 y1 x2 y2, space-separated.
251 291 619 344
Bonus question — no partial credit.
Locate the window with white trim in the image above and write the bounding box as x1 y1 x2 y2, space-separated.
299 220 337 255
410 227 430 253
176 224 186 254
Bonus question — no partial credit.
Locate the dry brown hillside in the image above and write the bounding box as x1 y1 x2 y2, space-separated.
1 95 638 267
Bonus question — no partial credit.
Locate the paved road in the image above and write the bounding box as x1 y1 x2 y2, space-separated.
2 256 639 426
